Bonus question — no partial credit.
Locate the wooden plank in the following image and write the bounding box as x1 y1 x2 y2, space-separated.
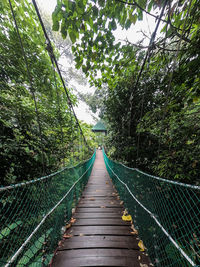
75 207 123 213
84 187 115 190
81 196 117 198
81 195 116 199
63 236 137 243
53 248 146 257
82 193 117 197
68 226 132 236
52 254 150 267
82 193 115 196
80 198 120 202
74 213 122 218
74 218 130 226
58 239 138 250
79 201 121 206
78 204 122 208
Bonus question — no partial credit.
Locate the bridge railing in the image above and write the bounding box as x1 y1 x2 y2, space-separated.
0 151 96 266
103 149 200 267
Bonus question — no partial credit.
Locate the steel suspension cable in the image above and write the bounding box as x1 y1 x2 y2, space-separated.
157 0 193 159
32 0 90 150
130 0 167 164
129 0 167 104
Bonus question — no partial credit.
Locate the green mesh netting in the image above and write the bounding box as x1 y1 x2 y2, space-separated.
103 149 200 267
0 151 95 266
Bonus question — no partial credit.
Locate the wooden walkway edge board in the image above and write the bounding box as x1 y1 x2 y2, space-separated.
51 150 151 267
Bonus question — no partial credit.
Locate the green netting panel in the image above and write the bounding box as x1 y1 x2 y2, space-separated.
0 151 96 266
103 149 200 267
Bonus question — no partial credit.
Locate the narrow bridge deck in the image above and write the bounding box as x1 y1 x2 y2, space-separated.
51 150 151 267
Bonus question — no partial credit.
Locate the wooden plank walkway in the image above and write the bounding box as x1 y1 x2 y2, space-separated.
51 150 151 267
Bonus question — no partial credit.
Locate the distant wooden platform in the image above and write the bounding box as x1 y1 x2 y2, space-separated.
51 150 151 267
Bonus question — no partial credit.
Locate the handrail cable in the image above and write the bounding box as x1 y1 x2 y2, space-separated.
0 152 94 192
104 154 196 267
4 153 95 266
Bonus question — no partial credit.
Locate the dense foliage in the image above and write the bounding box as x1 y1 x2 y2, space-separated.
53 0 200 185
0 0 96 186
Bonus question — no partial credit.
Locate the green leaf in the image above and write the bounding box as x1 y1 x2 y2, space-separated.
52 20 59 31
193 96 200 104
125 19 131 29
98 0 104 7
69 31 76 43
111 19 117 31
137 8 143 21
186 140 194 145
92 5 98 17
0 221 22 240
129 13 137 25
147 0 154 12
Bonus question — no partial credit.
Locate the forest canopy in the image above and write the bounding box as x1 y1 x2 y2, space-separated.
0 0 199 185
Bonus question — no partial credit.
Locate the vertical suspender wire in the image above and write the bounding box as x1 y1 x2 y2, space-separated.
8 0 45 174
78 124 82 162
136 73 147 162
69 108 75 164
80 132 83 162
133 0 168 165
52 65 65 166
78 126 81 162
157 0 193 159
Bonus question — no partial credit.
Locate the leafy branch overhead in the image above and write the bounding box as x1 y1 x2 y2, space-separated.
52 0 199 87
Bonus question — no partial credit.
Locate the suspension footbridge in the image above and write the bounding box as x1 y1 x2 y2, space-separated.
1 149 199 266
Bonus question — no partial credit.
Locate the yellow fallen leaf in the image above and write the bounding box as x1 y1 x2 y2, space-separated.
106 181 109 184
63 234 72 239
120 201 124 205
131 224 138 232
72 208 75 214
110 201 114 204
70 218 76 224
101 205 106 208
122 214 132 221
138 240 145 251
79 233 84 236
65 223 72 229
131 230 138 235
